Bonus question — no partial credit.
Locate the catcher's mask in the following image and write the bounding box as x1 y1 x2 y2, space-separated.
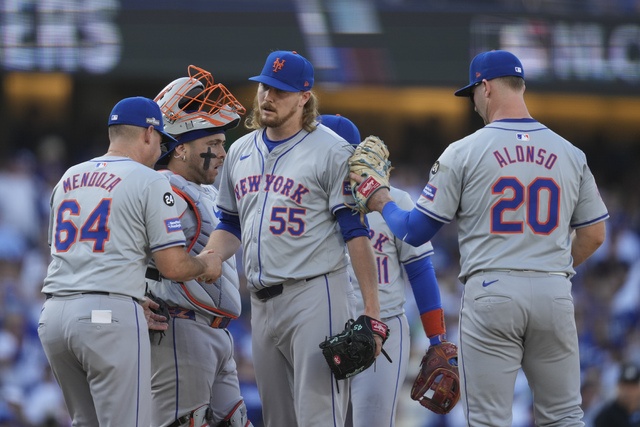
154 65 246 164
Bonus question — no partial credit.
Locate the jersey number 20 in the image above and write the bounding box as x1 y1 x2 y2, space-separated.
54 199 112 252
491 177 559 234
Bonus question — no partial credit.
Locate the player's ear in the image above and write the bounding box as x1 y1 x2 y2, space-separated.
298 90 311 107
143 125 155 144
174 143 187 157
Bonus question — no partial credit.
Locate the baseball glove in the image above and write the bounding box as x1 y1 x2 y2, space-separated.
348 136 392 214
410 341 460 414
319 314 391 380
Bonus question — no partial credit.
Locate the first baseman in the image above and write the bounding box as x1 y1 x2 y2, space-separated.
202 50 384 427
351 50 609 426
320 114 449 427
38 97 220 426
146 67 253 427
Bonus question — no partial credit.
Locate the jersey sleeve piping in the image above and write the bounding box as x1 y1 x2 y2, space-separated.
571 213 610 228
415 204 452 223
216 205 239 216
332 203 351 215
151 240 186 252
402 250 435 265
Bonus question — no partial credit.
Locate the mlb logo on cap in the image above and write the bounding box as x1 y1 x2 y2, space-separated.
249 50 314 92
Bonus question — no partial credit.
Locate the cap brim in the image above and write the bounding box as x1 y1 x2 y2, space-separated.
454 83 475 97
159 130 178 144
248 75 301 92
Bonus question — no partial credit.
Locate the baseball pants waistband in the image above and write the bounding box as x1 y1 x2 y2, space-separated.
44 291 138 302
466 269 570 282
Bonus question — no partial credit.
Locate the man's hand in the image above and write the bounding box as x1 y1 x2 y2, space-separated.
140 297 169 332
349 172 393 213
196 250 222 283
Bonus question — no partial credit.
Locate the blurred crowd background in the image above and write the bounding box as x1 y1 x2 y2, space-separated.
1 0 640 426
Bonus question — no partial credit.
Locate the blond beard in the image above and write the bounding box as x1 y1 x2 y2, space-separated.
260 104 298 129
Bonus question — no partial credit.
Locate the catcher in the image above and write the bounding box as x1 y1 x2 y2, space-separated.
319 115 460 424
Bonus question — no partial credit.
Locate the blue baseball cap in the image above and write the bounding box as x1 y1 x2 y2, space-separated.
454 50 525 97
155 127 226 168
108 96 177 144
249 50 314 92
319 114 361 146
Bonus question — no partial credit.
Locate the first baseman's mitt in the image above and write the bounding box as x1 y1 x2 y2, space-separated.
410 341 460 414
348 136 392 214
319 315 391 380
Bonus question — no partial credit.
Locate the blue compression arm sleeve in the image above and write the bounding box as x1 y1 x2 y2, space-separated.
216 211 242 240
381 202 444 246
336 208 370 242
404 256 441 315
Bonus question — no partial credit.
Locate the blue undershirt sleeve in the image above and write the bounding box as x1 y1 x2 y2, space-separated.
215 211 242 240
404 256 441 315
336 208 370 242
381 202 444 246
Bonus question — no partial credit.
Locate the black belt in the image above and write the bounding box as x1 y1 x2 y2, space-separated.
167 414 191 427
145 267 161 281
255 284 283 302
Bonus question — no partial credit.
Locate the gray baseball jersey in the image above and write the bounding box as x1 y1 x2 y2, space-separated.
39 155 185 426
349 186 434 319
43 156 186 299
416 119 608 426
216 125 357 426
216 125 355 289
149 170 246 427
417 119 608 282
348 186 433 427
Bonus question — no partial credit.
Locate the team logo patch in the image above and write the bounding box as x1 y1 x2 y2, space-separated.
333 355 342 366
165 218 182 232
423 183 437 201
146 117 160 126
343 180 351 196
163 192 175 206
430 161 440 175
516 133 530 141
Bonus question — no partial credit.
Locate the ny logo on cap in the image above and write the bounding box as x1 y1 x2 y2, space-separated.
272 58 285 73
